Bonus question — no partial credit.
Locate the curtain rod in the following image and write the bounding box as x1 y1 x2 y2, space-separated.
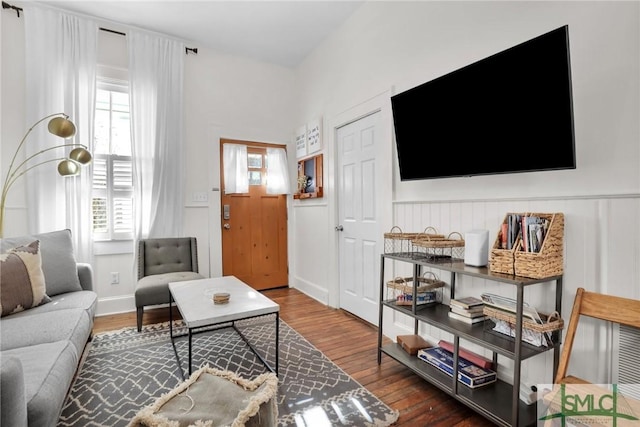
2 1 198 55
2 0 21 16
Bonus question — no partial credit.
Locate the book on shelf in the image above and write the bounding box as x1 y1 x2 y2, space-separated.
397 334 431 356
417 347 497 388
449 305 484 317
437 340 494 370
449 296 484 310
520 215 550 253
448 311 487 324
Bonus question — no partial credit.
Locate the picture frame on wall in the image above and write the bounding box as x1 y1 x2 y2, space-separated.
295 125 307 159
307 117 322 154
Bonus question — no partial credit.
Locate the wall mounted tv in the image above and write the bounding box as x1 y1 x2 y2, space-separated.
391 25 575 181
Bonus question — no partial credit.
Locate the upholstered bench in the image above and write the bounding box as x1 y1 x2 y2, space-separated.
130 366 278 427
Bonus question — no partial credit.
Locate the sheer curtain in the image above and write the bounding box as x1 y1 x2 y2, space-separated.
266 147 291 194
222 144 248 194
128 31 185 239
24 5 97 262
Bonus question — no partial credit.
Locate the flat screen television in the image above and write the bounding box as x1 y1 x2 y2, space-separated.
391 25 575 181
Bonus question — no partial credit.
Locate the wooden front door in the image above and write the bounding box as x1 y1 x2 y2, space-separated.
220 139 288 290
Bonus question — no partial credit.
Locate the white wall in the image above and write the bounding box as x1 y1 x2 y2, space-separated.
1 8 296 315
292 1 639 385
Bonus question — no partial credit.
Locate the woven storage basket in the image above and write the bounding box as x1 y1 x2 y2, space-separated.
386 272 445 306
514 212 564 279
483 306 564 346
412 231 465 260
489 213 524 275
413 226 445 241
384 226 420 254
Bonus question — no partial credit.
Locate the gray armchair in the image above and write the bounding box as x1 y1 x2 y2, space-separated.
135 237 205 331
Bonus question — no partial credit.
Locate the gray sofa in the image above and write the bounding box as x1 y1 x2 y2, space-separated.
0 229 97 427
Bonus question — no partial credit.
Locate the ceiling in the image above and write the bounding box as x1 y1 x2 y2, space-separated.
35 1 364 68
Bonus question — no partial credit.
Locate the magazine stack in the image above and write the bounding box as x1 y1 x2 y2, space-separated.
417 346 497 388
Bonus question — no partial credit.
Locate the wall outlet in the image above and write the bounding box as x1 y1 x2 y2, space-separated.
110 272 119 285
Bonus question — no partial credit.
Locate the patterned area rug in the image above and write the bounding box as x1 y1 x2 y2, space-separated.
58 316 399 426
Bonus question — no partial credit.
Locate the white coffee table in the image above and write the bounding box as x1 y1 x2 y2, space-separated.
168 276 280 379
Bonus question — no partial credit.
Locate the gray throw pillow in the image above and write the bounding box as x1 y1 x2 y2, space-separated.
1 229 82 296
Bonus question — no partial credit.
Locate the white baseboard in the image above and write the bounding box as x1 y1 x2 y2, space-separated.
292 276 329 306
95 295 136 317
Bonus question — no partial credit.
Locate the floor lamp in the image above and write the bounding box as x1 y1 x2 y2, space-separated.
0 113 92 237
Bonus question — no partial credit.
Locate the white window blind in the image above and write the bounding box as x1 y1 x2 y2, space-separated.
92 82 134 241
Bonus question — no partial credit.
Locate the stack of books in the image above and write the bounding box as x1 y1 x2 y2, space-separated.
448 296 486 324
417 346 497 388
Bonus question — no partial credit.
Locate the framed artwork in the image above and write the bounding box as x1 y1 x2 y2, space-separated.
306 117 322 154
294 154 323 200
295 125 307 159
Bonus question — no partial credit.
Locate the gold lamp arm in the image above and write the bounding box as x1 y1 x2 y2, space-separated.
0 113 84 237
5 143 89 186
2 113 70 192
1 157 69 203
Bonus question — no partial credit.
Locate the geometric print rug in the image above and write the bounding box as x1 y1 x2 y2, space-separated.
58 315 399 426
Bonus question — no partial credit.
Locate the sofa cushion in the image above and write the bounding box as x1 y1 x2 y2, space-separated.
0 229 82 297
1 240 51 317
2 290 98 322
3 340 78 427
0 308 91 358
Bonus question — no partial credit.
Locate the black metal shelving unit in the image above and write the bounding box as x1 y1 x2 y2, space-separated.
377 253 563 427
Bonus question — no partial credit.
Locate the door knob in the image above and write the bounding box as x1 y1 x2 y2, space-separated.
335 225 344 231
223 223 231 229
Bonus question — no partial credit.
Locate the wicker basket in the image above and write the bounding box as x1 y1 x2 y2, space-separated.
514 213 564 279
384 226 419 254
413 227 445 241
384 226 444 255
412 231 465 260
483 306 564 347
386 272 444 306
489 213 524 275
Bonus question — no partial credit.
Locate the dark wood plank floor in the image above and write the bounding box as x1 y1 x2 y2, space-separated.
93 287 496 426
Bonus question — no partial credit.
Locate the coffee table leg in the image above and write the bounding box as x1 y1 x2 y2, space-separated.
275 312 280 376
169 292 173 336
188 328 193 376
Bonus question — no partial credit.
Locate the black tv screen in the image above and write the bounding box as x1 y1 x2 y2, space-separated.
392 25 575 181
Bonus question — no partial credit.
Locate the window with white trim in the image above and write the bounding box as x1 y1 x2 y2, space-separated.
92 81 134 241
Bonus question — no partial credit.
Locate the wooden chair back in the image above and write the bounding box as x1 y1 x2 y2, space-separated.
555 287 640 384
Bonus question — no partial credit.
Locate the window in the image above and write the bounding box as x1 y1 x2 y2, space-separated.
92 81 133 241
247 152 264 186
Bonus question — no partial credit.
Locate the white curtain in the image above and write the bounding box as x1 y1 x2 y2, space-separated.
222 144 248 194
24 5 97 263
128 31 185 239
266 147 291 195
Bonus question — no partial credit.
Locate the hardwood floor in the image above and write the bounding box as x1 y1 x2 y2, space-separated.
93 287 496 426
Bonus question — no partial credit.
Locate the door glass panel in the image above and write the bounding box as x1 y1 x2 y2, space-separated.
248 171 262 186
248 153 262 169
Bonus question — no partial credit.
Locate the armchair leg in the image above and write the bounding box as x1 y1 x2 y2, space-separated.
137 307 143 332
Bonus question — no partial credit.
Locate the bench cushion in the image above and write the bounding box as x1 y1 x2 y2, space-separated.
135 272 204 307
130 366 278 427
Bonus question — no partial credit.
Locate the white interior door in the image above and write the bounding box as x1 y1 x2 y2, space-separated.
337 111 382 326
